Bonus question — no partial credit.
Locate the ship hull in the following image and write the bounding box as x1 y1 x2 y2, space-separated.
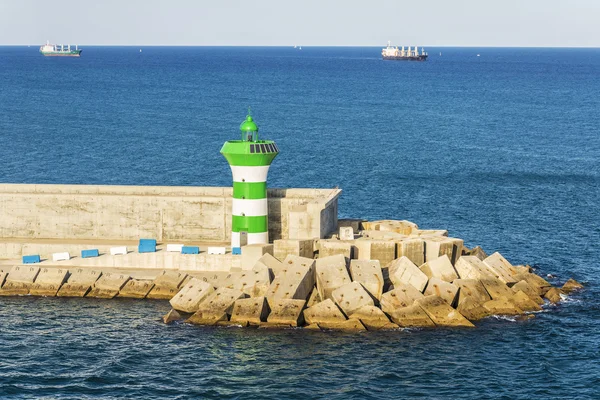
40 50 82 57
382 55 427 61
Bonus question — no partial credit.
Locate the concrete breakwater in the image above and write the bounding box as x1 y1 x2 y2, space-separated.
0 219 583 331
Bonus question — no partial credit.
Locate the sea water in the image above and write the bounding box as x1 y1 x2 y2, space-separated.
0 46 599 399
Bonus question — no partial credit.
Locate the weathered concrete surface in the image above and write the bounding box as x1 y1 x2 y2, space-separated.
0 184 340 244
453 279 492 307
303 299 347 325
348 305 390 322
318 240 353 259
415 295 475 327
411 229 448 237
455 256 495 281
424 237 463 265
388 256 429 292
480 278 516 301
57 268 101 297
395 239 425 266
29 268 69 296
513 273 551 296
464 246 488 261
349 259 384 300
456 297 492 321
241 244 274 270
332 282 374 317
379 284 425 314
364 220 418 235
117 279 155 299
0 265 40 296
169 278 215 313
315 254 351 301
388 304 435 328
511 280 544 305
162 309 182 324
230 297 270 325
512 290 543 312
187 287 246 325
483 252 519 284
306 287 322 307
265 255 315 305
544 287 563 303
0 269 7 288
318 319 366 332
483 299 524 315
265 299 306 326
147 270 188 300
419 255 458 282
561 278 584 293
339 226 354 241
423 278 459 306
87 272 131 299
354 239 396 266
273 239 314 261
254 253 283 278
228 267 271 298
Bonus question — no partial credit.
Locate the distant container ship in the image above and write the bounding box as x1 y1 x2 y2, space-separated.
382 41 427 61
39 41 82 57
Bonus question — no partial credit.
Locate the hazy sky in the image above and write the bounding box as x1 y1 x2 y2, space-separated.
1 0 599 47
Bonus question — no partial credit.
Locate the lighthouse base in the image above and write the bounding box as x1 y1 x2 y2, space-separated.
231 232 268 248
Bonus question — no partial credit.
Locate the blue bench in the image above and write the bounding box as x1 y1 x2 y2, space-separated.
232 247 242 255
22 255 41 264
138 238 157 253
181 246 199 255
81 249 99 258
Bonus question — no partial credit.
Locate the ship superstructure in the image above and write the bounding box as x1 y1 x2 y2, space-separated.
382 41 427 61
39 41 82 57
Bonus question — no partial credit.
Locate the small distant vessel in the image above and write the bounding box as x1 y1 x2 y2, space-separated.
39 41 81 57
477 54 480 57
294 45 297 48
139 49 142 53
299 46 302 50
382 41 427 61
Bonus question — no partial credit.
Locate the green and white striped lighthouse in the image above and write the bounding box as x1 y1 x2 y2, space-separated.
220 112 279 250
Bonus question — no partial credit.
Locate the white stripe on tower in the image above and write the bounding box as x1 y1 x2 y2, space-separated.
231 198 268 217
231 231 241 248
247 232 269 245
230 165 271 183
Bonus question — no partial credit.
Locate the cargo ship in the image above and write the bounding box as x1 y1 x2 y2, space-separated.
382 41 427 61
39 41 82 57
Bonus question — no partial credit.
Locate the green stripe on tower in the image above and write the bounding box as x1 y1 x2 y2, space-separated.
232 215 269 233
233 182 268 200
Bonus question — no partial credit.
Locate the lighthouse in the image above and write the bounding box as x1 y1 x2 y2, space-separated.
220 112 279 251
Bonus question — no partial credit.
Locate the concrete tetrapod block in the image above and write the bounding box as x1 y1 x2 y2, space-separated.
483 298 524 316
388 304 435 328
273 239 314 261
169 278 215 313
453 279 492 307
544 287 563 304
424 237 464 265
480 278 516 301
315 254 351 301
87 272 131 299
29 268 69 296
456 297 492 321
483 252 519 284
419 255 458 283
454 256 496 281
265 298 306 327
303 299 347 325
241 244 274 270
415 295 475 328
0 269 7 288
354 240 396 267
464 246 488 261
318 240 353 259
339 226 354 241
349 259 384 300
387 256 429 292
230 297 270 326
319 319 367 332
147 270 188 300
561 278 584 294
332 282 375 317
366 220 418 235
379 283 425 314
187 287 247 325
512 273 551 296
117 279 155 299
512 290 543 312
254 253 283 278
348 305 397 331
227 267 271 298
395 239 426 266
57 268 102 297
265 255 315 306
423 277 459 306
306 287 322 308
0 265 41 296
511 280 544 305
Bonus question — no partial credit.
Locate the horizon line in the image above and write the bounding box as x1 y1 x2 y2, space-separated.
2 44 600 49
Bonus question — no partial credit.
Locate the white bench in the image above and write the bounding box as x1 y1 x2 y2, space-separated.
110 246 127 256
166 244 184 253
52 252 70 261
207 246 226 255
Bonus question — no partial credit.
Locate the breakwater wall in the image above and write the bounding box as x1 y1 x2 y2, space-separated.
0 184 340 246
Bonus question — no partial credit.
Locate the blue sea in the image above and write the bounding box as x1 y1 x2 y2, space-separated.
0 46 599 399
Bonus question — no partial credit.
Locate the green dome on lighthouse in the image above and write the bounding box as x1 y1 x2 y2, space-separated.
240 115 259 133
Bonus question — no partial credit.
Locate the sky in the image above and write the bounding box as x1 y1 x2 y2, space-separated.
0 0 599 47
